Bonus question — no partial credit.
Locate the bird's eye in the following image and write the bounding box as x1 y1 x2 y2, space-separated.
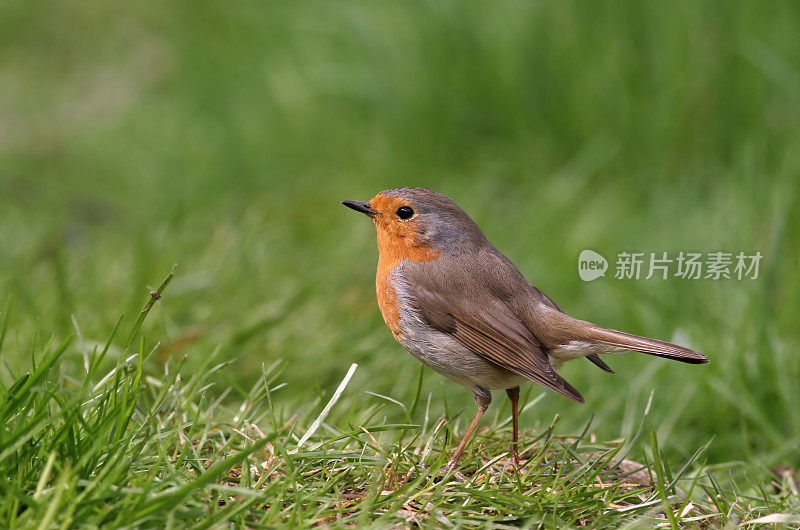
396 206 414 220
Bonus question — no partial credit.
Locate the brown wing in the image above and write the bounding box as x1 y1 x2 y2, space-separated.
587 353 614 373
404 257 584 403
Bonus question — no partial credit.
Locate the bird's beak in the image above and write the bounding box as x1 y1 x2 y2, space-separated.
341 200 378 217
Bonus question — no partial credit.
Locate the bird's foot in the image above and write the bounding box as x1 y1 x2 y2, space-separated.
493 455 523 474
436 461 468 483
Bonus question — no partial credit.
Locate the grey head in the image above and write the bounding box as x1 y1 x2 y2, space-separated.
342 187 490 256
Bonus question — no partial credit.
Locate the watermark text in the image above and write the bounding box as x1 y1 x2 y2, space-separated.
578 250 762 282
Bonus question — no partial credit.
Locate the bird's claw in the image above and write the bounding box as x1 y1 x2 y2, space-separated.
438 462 468 482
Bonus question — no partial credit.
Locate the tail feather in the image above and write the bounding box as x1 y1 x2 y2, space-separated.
587 325 708 364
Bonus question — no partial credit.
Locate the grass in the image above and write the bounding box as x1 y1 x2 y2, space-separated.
1 274 798 527
1 0 800 527
0 276 789 527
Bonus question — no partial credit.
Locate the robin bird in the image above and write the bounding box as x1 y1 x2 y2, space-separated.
342 187 708 471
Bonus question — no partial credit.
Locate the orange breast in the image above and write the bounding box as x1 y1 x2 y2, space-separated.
373 217 439 340
376 264 403 340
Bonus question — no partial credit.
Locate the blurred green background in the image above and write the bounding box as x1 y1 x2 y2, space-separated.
1 1 798 468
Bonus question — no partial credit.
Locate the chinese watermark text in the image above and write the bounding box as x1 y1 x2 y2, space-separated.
579 250 762 282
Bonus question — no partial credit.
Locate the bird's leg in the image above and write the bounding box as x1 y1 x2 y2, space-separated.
444 390 491 473
506 386 520 469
